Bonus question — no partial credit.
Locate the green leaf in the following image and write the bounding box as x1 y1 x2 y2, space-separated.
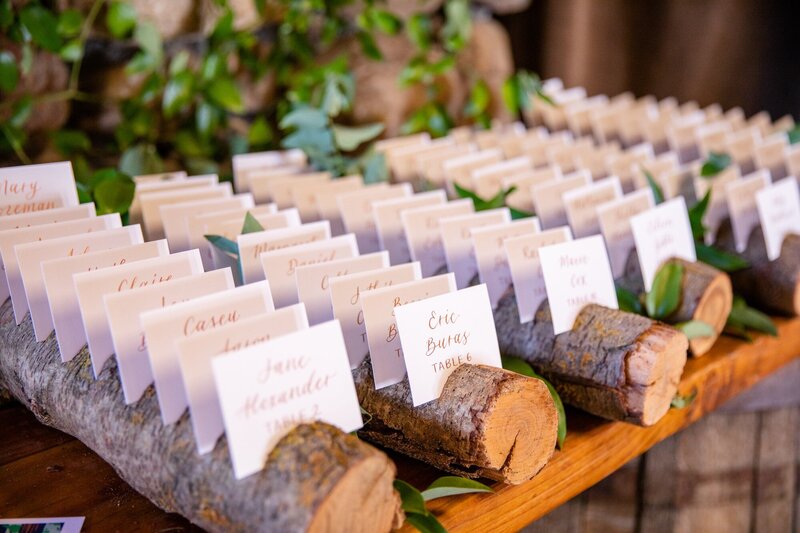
76 182 92 204
280 107 328 130
727 296 778 337
356 31 382 61
282 128 334 154
133 21 163 64
405 512 447 533
501 355 535 377
205 234 239 256
9 96 33 129
695 243 749 272
442 0 471 52
241 212 264 234
118 143 164 176
20 5 63 52
195 101 220 140
94 177 135 215
393 480 427 515
0 51 19 92
643 169 665 205
787 125 800 145
162 71 195 117
107 1 137 38
247 117 272 147
616 285 644 315
57 9 82 38
645 261 683 319
211 9 234 41
406 14 432 51
0 1 13 32
20 43 33 75
670 390 696 409
332 123 385 152
51 130 90 155
688 190 711 241
510 206 535 219
169 50 191 76
464 79 490 118
372 10 402 35
700 151 732 178
207 77 244 114
421 476 493 501
361 150 389 184
201 53 223 82
59 39 83 62
676 320 715 340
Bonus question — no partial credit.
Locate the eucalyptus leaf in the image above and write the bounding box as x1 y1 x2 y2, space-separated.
280 108 328 130
676 320 715 340
695 243 749 272
20 5 62 52
421 476 493 501
645 262 683 319
700 152 732 177
205 234 239 256
362 151 389 184
643 169 664 205
405 512 447 533
393 479 427 515
241 212 265 234
332 123 385 151
0 51 19 92
616 285 644 315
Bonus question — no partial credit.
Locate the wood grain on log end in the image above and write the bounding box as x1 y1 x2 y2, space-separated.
354 361 558 484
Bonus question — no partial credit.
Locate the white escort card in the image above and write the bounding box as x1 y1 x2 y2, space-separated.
141 280 275 424
161 194 254 252
725 170 771 252
373 190 446 265
105 269 236 405
630 197 697 291
471 218 541 309
188 204 277 270
361 274 457 389
532 170 591 229
130 175 218 225
0 213 121 308
262 171 331 209
232 149 306 192
539 234 619 334
74 249 204 376
755 177 800 260
505 227 573 323
338 183 412 253
401 199 474 277
260 234 358 308
238 220 331 284
140 182 232 240
295 251 389 326
0 161 78 216
292 175 362 223
502 167 562 213
440 209 511 289
562 176 623 238
394 284 502 406
212 320 363 480
471 157 532 199
178 304 308 454
329 262 421 368
44 240 168 362
597 188 656 278
18 225 143 339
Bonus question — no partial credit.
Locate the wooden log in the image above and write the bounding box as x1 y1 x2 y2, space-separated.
715 219 800 316
493 292 688 426
0 300 403 533
618 254 733 356
354 359 559 484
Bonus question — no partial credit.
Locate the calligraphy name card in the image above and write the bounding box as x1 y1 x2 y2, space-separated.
756 177 800 260
532 170 591 229
263 171 331 209
312 178 370 235
725 170 771 252
563 176 623 238
0 161 78 216
401 199 474 277
440 208 511 290
232 149 306 192
130 174 218 225
292 175 362 223
373 190 446 265
140 182 231 240
338 183 412 253
161 194 253 252
597 188 655 278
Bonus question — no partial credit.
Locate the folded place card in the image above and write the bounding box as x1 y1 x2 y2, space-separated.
132 170 187 184
440 209 511 289
238 220 331 284
74 249 204 377
130 175 218 225
18 225 143 338
338 183 412 253
597 188 655 278
532 170 591 229
0 161 77 216
563 176 623 238
361 273 457 389
260 234 358 308
693 165 740 243
501 167 562 213
471 157 532 199
161 194 254 252
373 190 446 265
630 197 697 291
232 149 306 192
755 177 800 260
401 199 474 277
442 149 503 191
539 234 619 334
177 304 308 454
188 203 277 269
329 262 421 368
292 175 362 223
140 182 232 240
754 135 788 179
212 320 363 480
505 226 573 323
247 167 307 203
141 280 275 424
725 170 771 252
44 240 168 362
394 284 502 406
262 171 331 209
295 251 389 326
313 178 374 235
471 218 541 309
105 269 236 405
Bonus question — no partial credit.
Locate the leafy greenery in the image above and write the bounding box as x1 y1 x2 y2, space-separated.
725 295 778 340
454 183 535 219
642 168 665 205
670 390 697 409
616 285 644 315
676 320 715 340
687 189 749 272
395 476 493 533
645 262 683 319
699 151 732 177
788 125 800 145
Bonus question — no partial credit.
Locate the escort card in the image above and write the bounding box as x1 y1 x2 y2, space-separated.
394 284 502 406
502 167 562 213
373 190 446 265
74 249 204 376
361 274 457 389
105 269 236 405
0 161 77 216
292 175 362 222
471 157 532 199
401 199 474 277
18 225 143 339
140 182 232 240
597 188 655 278
440 209 511 289
132 170 187 184
212 320 363 479
471 218 541 309
338 183 412 253
44 240 168 362
238 220 331 284
442 149 503 191
630 197 697 291
538 235 619 334
532 170 591 229
693 165 740 243
141 280 275 423
725 170 771 252
262 171 331 208
177 304 308 454
130 175 218 225
563 176 623 238
246 167 305 203
504 227 573 323
295 251 389 325
755 177 800 260
260 234 358 308
161 194 254 252
329 262 421 368
232 149 306 192
754 135 788 180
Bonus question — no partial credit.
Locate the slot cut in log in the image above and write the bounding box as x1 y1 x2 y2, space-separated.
493 293 688 426
0 300 402 533
353 359 559 484
617 255 733 356
715 220 800 316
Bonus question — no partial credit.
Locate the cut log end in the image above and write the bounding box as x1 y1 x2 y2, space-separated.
673 260 733 356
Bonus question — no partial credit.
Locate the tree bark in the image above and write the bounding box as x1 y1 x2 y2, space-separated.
353 360 559 484
492 292 688 426
617 254 733 356
0 300 403 533
715 220 800 316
